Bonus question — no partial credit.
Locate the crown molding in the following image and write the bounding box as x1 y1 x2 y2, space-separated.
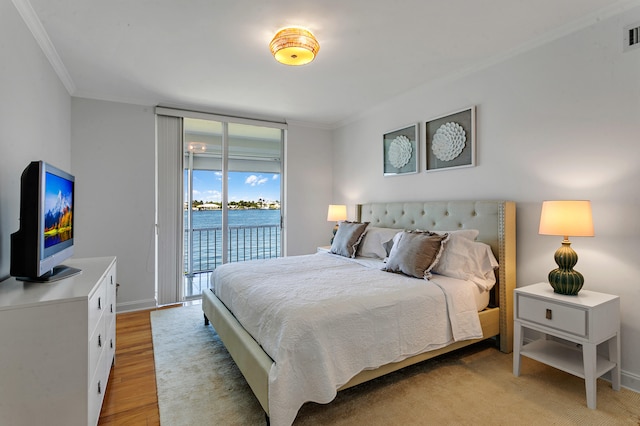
12 0 76 94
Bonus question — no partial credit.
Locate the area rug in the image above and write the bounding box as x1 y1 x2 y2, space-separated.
151 305 640 425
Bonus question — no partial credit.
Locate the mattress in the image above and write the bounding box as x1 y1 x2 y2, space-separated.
211 252 483 426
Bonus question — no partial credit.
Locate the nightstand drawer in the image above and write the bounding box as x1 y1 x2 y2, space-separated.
518 295 586 337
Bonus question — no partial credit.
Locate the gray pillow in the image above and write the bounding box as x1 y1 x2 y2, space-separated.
383 231 449 279
330 221 370 258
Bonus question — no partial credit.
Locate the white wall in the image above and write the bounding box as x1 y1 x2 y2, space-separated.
332 7 640 391
70 99 157 311
285 124 334 255
0 2 71 281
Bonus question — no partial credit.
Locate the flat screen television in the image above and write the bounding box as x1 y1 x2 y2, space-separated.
10 161 81 282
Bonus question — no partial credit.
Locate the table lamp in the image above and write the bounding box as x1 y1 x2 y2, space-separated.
538 200 594 295
327 204 347 244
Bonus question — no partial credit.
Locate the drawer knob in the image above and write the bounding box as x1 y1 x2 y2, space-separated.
546 308 552 320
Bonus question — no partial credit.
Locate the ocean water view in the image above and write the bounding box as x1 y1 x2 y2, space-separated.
186 208 281 229
183 209 281 296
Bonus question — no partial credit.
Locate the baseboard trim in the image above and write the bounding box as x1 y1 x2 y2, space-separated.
116 298 157 313
621 369 640 393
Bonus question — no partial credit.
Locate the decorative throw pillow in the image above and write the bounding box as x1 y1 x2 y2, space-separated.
356 227 402 259
382 238 394 258
330 221 370 258
383 231 449 279
383 229 479 259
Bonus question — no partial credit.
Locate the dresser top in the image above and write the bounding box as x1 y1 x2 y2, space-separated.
0 256 116 310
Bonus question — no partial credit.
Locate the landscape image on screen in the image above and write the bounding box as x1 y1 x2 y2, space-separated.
44 172 73 249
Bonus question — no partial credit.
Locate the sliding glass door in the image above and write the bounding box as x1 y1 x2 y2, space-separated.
183 118 283 298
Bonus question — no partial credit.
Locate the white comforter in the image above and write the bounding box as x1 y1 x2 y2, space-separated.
212 252 483 426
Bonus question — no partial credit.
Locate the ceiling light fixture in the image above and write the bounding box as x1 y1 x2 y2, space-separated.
187 142 207 153
269 27 320 66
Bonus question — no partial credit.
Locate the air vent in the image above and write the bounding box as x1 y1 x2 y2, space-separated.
624 23 640 52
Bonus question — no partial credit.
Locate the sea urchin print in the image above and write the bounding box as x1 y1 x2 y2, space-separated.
388 135 413 168
432 122 466 161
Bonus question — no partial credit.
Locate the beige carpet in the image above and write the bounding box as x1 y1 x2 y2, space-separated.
151 304 640 425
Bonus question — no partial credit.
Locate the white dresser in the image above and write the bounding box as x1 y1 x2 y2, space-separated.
0 256 117 426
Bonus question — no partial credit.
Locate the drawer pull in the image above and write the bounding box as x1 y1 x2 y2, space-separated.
97 380 102 395
546 309 552 320
110 339 114 349
98 297 102 310
98 334 102 348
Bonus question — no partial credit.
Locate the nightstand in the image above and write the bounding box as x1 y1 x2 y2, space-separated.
513 283 620 409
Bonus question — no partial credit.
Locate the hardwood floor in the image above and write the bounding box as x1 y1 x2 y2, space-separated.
98 307 177 425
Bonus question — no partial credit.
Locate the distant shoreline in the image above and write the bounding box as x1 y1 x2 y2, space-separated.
185 207 281 211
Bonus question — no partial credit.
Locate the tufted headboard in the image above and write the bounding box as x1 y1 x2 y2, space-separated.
357 200 516 352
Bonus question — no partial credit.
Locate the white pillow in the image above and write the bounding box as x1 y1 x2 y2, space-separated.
357 227 402 259
432 229 479 241
432 236 499 291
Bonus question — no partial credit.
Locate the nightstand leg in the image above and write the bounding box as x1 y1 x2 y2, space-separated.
513 322 522 376
609 334 621 391
583 343 597 409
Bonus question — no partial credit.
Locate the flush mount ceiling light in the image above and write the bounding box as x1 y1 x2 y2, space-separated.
187 142 207 153
269 27 320 66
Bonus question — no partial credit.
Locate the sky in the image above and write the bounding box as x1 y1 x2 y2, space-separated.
187 170 280 203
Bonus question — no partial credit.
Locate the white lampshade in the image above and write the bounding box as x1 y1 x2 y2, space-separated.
327 204 347 222
539 200 594 237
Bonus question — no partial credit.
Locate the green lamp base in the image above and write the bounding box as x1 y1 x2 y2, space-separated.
330 223 339 245
548 240 584 295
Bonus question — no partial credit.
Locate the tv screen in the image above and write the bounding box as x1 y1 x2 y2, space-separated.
43 170 74 253
10 161 81 282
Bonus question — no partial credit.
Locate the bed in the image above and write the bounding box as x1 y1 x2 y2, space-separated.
202 200 516 425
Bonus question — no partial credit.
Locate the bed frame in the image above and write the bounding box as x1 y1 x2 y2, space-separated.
202 200 516 420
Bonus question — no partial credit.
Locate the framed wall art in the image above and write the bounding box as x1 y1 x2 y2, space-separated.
383 123 419 176
425 106 475 172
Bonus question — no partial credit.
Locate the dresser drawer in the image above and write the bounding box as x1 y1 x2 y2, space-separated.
89 318 106 381
88 280 107 338
105 263 116 309
89 349 109 426
517 294 587 337
104 265 116 338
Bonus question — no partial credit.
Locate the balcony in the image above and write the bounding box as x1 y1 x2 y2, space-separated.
183 224 281 298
